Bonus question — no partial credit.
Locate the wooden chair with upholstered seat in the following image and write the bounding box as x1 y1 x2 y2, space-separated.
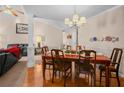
41 46 53 72
66 45 72 50
76 45 82 51
41 46 49 54
99 48 123 86
76 45 85 51
51 49 72 86
76 50 96 86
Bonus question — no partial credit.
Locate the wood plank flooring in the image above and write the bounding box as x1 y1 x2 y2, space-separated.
0 60 124 87
23 63 124 87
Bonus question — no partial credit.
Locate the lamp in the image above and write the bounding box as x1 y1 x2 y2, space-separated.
36 35 42 48
64 6 86 47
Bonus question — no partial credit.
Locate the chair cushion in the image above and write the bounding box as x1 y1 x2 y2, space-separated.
54 61 71 71
99 65 105 70
79 63 94 72
46 60 53 65
99 64 116 72
109 65 116 71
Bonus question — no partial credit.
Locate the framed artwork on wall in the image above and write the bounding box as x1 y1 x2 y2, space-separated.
16 23 28 34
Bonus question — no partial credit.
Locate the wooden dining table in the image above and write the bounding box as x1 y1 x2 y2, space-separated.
42 52 111 87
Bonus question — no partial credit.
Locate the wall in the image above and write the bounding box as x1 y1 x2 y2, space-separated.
0 14 63 49
0 14 28 48
34 18 63 49
64 6 124 76
82 6 124 76
63 29 76 49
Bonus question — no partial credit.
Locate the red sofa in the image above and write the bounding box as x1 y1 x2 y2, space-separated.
0 47 21 59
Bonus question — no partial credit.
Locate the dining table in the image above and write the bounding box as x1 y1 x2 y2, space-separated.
42 51 111 87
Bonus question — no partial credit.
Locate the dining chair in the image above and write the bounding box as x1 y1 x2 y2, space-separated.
76 45 82 51
99 48 123 86
66 45 72 50
41 46 53 70
41 46 49 54
51 49 72 86
76 50 96 86
63 44 66 49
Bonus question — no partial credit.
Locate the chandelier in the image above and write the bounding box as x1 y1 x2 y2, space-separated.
64 12 86 27
64 6 86 47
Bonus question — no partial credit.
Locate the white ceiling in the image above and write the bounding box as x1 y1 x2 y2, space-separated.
0 5 118 31
23 5 116 31
24 5 116 21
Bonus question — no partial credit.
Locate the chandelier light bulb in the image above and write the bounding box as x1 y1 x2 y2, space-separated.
64 15 86 27
80 17 86 24
69 21 73 27
64 18 70 25
73 14 79 22
77 21 82 27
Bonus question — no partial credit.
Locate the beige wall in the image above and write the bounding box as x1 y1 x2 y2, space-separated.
64 6 124 76
0 14 28 48
82 6 124 76
34 18 63 49
0 15 63 49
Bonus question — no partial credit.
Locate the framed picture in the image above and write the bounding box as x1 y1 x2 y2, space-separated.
16 23 28 34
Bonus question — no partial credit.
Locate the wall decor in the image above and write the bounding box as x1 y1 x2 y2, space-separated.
112 37 119 43
90 36 119 43
105 36 112 42
101 37 104 42
67 34 72 39
90 37 98 42
16 23 28 34
93 37 97 41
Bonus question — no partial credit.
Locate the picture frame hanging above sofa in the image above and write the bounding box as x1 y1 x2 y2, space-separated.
16 23 28 34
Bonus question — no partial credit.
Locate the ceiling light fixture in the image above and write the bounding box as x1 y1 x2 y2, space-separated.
64 6 86 47
64 6 86 27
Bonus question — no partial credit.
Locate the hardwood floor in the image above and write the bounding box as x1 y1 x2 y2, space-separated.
23 64 89 87
23 63 124 87
0 60 124 87
0 61 26 87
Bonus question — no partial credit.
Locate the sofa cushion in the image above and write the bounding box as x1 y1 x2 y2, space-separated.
1 47 21 59
0 49 4 53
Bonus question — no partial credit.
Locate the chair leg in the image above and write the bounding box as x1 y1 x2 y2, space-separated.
91 73 92 87
93 70 96 87
59 71 61 78
64 72 66 87
88 74 89 85
49 65 50 70
54 70 57 78
116 72 120 87
85 74 86 79
100 70 102 86
64 78 66 87
52 70 54 83
91 71 95 87
70 68 72 78
75 71 80 86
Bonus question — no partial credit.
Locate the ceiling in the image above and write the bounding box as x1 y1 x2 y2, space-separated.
0 5 118 31
24 5 116 21
23 5 117 31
